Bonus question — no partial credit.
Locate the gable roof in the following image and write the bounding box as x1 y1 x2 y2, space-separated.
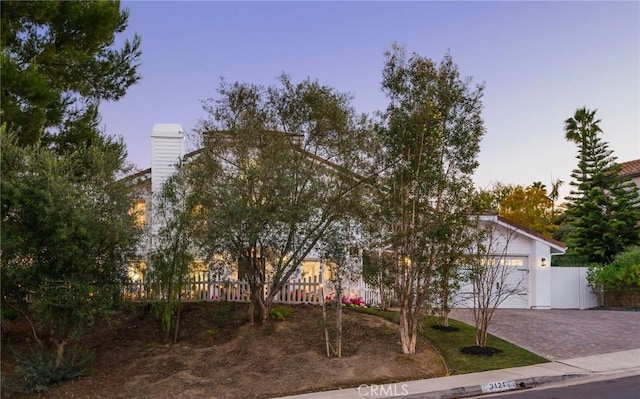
480 213 567 254
619 159 640 178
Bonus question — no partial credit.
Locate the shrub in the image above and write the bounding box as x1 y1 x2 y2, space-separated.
6 346 93 393
588 247 640 307
269 305 293 321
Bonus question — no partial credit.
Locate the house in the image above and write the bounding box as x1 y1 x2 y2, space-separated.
619 159 640 190
127 124 598 309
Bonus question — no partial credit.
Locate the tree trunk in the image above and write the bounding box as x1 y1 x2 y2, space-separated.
320 285 331 357
399 306 417 354
476 311 489 348
248 285 266 323
440 308 449 328
173 304 181 343
336 284 343 358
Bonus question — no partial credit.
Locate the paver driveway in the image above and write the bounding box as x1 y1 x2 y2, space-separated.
449 309 640 361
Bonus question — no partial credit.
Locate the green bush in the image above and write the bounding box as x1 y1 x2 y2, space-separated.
6 346 93 393
588 247 640 307
269 305 293 321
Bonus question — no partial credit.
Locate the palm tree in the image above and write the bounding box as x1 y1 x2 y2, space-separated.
564 107 603 182
549 178 564 218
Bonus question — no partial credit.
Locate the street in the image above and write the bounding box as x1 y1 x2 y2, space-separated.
479 375 640 399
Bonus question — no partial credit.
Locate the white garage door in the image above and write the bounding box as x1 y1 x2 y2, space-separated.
499 257 529 308
454 256 529 309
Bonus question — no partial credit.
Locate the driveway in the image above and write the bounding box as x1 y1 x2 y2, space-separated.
449 309 640 361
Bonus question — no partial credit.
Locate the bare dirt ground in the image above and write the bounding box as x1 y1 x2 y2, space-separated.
1 302 446 398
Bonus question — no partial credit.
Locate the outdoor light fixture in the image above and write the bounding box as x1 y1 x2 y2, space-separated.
541 258 547 267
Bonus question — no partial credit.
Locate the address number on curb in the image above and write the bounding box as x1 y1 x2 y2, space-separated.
481 380 517 393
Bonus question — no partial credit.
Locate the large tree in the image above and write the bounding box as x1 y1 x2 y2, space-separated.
1 127 141 367
563 108 640 264
1 0 141 146
191 76 374 323
377 44 485 354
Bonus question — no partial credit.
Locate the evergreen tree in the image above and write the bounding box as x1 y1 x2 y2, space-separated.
563 108 640 264
1 1 141 146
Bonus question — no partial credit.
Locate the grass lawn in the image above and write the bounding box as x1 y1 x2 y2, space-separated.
352 307 548 375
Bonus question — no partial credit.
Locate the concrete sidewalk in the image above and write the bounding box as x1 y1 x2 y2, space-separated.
275 349 640 399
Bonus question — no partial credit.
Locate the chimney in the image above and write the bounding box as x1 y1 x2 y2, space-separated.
151 123 184 196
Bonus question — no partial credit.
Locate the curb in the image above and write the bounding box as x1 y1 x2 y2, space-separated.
398 373 590 399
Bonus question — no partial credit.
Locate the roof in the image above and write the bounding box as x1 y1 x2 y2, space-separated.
619 159 640 178
480 214 567 254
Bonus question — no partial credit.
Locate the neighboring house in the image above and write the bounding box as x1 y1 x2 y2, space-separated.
619 159 640 190
126 124 599 309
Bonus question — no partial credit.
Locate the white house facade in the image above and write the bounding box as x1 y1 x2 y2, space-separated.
128 124 598 310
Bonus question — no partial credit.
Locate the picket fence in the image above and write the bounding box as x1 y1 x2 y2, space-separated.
124 273 382 306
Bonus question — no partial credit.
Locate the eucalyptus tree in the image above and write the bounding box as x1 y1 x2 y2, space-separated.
377 44 485 354
191 76 375 323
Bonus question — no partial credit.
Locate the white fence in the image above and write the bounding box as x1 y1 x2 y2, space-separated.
124 274 383 306
551 267 599 309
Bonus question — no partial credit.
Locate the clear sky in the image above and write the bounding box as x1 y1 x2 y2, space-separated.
100 1 640 201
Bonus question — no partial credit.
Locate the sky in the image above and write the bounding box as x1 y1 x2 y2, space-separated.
100 1 640 201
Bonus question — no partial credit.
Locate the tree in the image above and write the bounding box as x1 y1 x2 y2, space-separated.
319 219 362 358
191 76 373 323
498 183 555 236
466 216 522 349
562 108 640 264
1 0 141 146
377 44 485 354
147 168 198 343
474 182 558 237
1 127 141 368
549 178 565 219
564 107 602 183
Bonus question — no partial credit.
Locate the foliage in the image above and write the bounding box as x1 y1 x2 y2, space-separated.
361 250 397 309
587 247 640 307
474 182 557 237
1 128 140 354
5 346 93 393
0 0 141 146
191 74 374 323
562 108 640 264
498 184 555 236
375 43 484 354
148 169 198 343
269 305 293 321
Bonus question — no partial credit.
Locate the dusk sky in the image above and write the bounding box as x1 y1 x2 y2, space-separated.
100 1 640 202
